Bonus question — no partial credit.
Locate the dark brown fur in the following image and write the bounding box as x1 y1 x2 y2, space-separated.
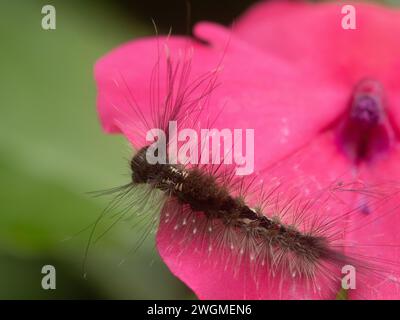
130 146 334 267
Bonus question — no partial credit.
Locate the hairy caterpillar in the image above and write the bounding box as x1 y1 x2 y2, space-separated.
92 26 400 299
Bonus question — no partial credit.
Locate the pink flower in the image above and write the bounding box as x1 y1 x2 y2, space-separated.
95 1 400 299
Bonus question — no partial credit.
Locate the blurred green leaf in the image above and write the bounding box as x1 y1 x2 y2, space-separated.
0 0 190 299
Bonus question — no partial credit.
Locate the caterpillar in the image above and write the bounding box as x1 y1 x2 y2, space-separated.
92 26 400 300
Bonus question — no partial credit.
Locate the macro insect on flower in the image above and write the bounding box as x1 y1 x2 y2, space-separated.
94 1 400 299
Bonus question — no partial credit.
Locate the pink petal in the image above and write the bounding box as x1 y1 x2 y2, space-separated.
234 1 400 81
94 3 400 299
342 155 400 300
157 130 357 299
233 1 400 299
95 23 350 169
234 1 400 127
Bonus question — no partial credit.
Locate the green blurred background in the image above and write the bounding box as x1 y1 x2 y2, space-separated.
0 0 399 299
